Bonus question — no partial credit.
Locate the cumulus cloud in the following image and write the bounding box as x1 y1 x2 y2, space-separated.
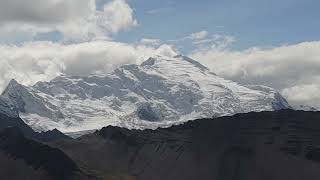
0 41 178 92
97 0 138 34
0 34 318 109
191 41 320 109
282 85 320 109
155 44 179 57
0 0 94 24
0 0 137 41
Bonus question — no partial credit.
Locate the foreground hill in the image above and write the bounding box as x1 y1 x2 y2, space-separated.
1 55 289 132
0 127 91 180
53 110 320 180
0 112 142 180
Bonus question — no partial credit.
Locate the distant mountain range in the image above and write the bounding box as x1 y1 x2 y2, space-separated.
0 55 290 133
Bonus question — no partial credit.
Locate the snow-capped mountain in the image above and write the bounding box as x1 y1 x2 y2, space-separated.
0 55 289 133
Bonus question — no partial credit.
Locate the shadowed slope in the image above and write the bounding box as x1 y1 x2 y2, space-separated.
0 111 70 142
54 110 320 180
0 127 90 180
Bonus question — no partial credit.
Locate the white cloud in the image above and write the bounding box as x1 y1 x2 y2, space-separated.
97 0 138 34
0 0 94 24
190 31 209 40
0 33 318 110
140 38 161 46
169 31 235 50
192 34 235 50
191 41 320 109
282 85 320 109
0 41 178 92
0 0 138 42
169 31 209 42
155 44 179 57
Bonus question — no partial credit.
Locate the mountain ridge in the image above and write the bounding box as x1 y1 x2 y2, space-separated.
0 127 90 180
52 110 320 180
0 110 70 142
0 55 290 133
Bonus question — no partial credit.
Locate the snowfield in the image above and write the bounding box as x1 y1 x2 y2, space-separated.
0 55 289 133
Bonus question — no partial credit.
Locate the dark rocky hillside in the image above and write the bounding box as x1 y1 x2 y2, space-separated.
0 112 134 180
0 112 70 142
53 110 320 180
0 127 91 180
1 110 320 180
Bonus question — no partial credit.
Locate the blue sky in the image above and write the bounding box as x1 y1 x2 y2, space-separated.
112 0 320 50
0 0 319 108
1 0 319 51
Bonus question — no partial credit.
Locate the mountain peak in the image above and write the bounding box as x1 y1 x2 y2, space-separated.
141 55 209 72
1 79 26 96
8 78 18 84
141 57 157 66
0 56 290 133
1 79 28 113
0 79 23 117
174 55 209 70
6 79 22 88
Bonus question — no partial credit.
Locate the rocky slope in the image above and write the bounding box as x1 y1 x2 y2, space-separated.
53 110 320 180
0 114 136 180
0 127 90 180
0 110 69 142
0 55 289 133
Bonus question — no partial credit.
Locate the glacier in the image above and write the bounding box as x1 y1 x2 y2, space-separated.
0 55 290 133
